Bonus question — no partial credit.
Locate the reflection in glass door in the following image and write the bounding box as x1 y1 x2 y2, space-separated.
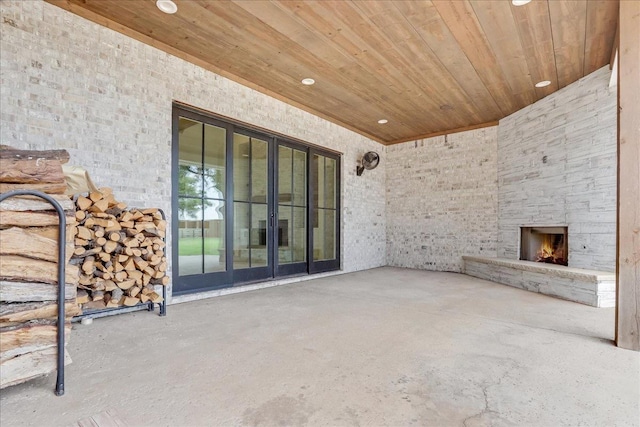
232 132 273 283
277 144 307 276
176 116 229 292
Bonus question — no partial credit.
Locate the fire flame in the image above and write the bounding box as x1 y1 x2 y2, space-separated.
536 235 565 265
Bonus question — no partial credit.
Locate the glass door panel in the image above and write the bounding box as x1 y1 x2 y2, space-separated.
176 116 228 290
251 203 268 267
178 197 203 276
325 157 336 209
277 144 307 275
251 140 268 203
324 209 336 260
279 147 293 203
233 202 250 270
233 133 272 280
292 207 307 262
278 205 293 264
203 124 226 273
204 200 225 273
310 152 339 272
293 150 307 206
233 134 251 202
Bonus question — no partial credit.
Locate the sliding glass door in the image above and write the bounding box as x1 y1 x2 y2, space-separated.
172 104 340 295
310 151 340 273
276 143 308 276
232 131 274 283
174 112 231 293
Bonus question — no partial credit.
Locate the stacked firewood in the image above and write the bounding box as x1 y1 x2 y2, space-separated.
0 147 79 389
72 189 167 311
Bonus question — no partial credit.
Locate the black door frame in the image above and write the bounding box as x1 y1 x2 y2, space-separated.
274 139 310 277
308 149 341 274
230 127 276 284
172 103 341 296
171 106 234 295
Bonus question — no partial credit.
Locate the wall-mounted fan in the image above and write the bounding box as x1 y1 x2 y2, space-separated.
356 151 380 176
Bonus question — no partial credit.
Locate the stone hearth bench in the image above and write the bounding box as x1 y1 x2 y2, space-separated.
462 256 615 308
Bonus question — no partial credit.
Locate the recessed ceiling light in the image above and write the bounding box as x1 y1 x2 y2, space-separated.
512 0 532 6
156 0 177 14
535 80 551 88
378 119 388 124
301 78 315 85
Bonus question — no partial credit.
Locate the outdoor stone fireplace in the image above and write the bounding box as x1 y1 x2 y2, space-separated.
520 226 568 266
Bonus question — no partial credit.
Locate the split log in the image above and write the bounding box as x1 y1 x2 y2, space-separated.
0 281 77 303
150 276 169 286
116 280 135 290
82 300 106 311
0 256 79 285
0 302 80 325
0 148 69 185
81 256 95 275
121 296 139 307
88 198 109 213
0 347 72 389
76 196 92 211
127 270 143 282
147 292 163 304
0 227 73 263
0 324 71 360
0 194 74 212
0 182 67 195
75 239 89 248
76 226 92 240
0 211 75 228
110 288 124 301
76 290 89 304
91 291 104 302
12 225 76 243
103 240 119 254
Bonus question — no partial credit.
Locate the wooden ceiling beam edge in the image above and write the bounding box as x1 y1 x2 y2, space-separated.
44 0 388 146
386 121 499 146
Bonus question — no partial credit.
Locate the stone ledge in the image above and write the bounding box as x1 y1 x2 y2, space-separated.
462 256 615 308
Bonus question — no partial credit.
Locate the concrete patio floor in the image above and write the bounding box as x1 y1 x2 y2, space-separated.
1 267 638 426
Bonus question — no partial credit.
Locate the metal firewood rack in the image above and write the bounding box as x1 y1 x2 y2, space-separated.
72 208 168 321
0 191 168 396
0 190 67 396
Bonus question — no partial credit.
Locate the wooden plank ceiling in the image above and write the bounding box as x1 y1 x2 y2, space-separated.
46 0 618 145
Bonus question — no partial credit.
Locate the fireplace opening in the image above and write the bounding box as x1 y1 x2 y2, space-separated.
520 226 568 266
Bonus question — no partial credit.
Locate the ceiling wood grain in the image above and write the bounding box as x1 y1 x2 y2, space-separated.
44 0 618 145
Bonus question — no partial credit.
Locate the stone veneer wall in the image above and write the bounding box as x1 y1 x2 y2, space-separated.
386 127 499 272
0 0 387 299
497 66 617 272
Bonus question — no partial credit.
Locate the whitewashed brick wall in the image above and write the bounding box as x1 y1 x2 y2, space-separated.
497 66 617 271
1 1 617 286
386 128 499 272
0 1 387 297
